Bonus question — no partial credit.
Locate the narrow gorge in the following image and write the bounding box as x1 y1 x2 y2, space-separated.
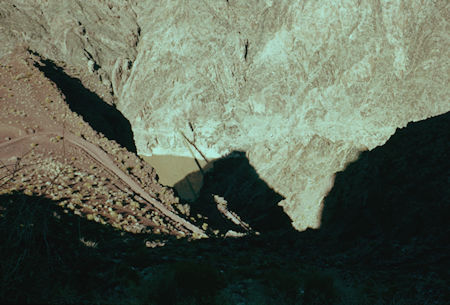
1 1 449 304
1 0 448 230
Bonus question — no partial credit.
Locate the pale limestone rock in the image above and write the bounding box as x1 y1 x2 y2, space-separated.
1 0 448 231
119 0 450 230
87 59 95 73
225 230 247 238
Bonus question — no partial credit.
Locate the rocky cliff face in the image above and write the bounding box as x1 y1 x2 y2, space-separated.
1 0 448 230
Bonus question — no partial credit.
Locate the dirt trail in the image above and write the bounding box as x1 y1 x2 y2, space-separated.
0 125 206 237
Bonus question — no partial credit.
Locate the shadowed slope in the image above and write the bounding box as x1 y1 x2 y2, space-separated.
176 151 289 233
32 53 137 153
0 192 145 304
318 111 450 269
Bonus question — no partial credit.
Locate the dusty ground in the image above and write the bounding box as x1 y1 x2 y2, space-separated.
0 47 205 239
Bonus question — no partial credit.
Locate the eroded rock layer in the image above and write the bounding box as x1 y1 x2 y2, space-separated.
1 0 448 230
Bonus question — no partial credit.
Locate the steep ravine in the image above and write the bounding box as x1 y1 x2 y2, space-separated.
1 0 449 231
118 0 449 231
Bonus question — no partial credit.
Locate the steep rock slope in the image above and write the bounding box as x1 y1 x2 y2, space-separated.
0 48 205 237
321 111 450 252
0 0 140 102
1 0 449 230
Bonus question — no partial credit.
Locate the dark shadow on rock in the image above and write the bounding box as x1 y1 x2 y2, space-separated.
174 169 205 201
175 151 290 233
318 111 450 268
31 53 137 153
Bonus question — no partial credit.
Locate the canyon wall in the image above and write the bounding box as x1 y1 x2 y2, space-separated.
1 0 448 230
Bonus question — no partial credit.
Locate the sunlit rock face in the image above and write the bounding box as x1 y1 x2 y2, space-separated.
1 0 448 230
119 0 450 230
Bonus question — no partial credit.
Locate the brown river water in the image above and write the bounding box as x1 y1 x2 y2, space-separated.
141 155 214 201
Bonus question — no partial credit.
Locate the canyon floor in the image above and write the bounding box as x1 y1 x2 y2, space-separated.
1 49 449 304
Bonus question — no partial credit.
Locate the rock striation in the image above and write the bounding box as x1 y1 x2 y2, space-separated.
1 0 448 230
